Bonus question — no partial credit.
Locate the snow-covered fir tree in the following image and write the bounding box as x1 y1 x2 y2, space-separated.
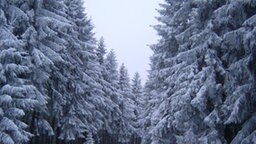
0 0 56 143
95 43 127 144
102 51 132 143
131 72 143 144
96 37 107 65
1 0 256 143
104 50 119 89
1 0 122 143
214 1 256 143
143 0 256 143
132 72 143 120
59 0 105 142
117 64 136 143
0 1 47 143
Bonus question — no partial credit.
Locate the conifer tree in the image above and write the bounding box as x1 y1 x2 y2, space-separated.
131 72 143 143
33 1 74 142
17 1 54 142
214 1 256 143
117 64 136 143
144 0 256 144
95 42 120 143
104 50 119 88
0 1 45 143
96 37 107 65
132 72 143 116
57 0 111 143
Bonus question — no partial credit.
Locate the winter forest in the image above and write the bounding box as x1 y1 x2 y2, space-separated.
0 0 256 144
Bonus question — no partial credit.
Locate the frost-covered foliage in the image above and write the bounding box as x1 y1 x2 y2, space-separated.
0 27 33 144
84 132 94 144
3 0 256 143
95 51 138 144
94 39 120 143
103 50 123 135
132 73 144 124
96 37 107 65
117 64 136 143
131 72 143 143
1 0 139 143
104 50 119 88
143 0 256 143
0 1 49 143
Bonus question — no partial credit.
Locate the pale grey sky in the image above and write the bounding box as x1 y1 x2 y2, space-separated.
84 0 161 83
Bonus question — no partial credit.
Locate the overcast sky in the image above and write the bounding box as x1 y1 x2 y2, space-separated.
84 0 161 83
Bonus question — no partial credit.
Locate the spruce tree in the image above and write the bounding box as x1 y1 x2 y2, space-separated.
0 1 44 143
96 37 107 65
214 1 256 143
131 72 143 143
17 1 54 142
34 0 74 142
103 50 123 142
95 41 121 143
144 0 256 143
104 50 119 88
57 0 114 143
117 64 136 143
132 72 143 117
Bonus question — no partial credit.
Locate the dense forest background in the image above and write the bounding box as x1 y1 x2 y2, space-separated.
0 0 256 144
